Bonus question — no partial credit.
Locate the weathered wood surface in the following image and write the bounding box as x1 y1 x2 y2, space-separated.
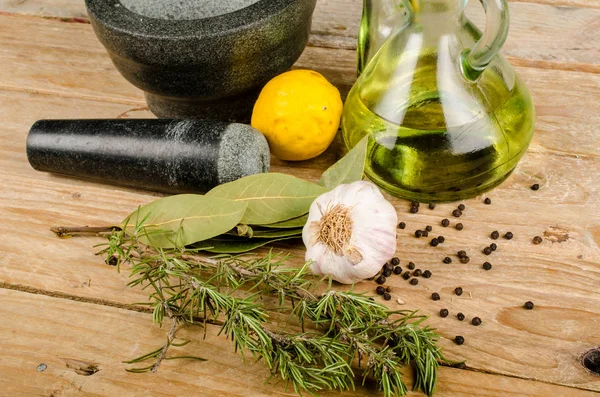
0 3 599 397
2 288 598 397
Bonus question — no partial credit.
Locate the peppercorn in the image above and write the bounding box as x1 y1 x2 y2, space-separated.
398 222 406 229
454 336 465 345
432 292 441 301
411 201 420 208
410 278 419 286
471 317 482 326
531 183 540 191
454 287 463 296
376 275 386 285
413 269 423 277
408 262 416 270
524 301 535 310
437 236 445 243
383 267 393 277
458 204 465 211
422 230 429 237
491 230 499 239
504 231 514 240
415 230 423 238
402 271 411 280
376 286 385 295
490 243 497 251
383 292 392 301
484 197 492 205
443 257 452 264
430 238 439 247
483 247 492 255
391 257 400 266
410 206 419 214
457 312 465 321
422 270 432 278
455 223 464 231
384 262 394 271
482 262 492 271
441 218 450 227
460 256 470 264
452 209 462 217
440 308 449 318
457 250 467 258
393 266 403 275
385 286 392 293
107 256 118 266
533 236 543 244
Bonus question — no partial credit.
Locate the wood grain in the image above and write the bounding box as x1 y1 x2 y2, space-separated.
2 288 598 397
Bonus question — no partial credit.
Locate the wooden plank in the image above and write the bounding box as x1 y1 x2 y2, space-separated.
1 288 597 397
0 0 600 69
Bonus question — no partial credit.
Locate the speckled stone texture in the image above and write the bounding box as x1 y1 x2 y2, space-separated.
26 119 270 193
119 0 260 20
85 0 317 121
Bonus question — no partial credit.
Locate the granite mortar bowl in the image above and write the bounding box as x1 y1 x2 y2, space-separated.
85 0 317 121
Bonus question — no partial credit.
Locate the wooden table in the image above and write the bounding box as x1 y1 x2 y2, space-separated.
1 0 599 396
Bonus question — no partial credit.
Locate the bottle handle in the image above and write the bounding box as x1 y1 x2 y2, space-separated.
461 0 510 80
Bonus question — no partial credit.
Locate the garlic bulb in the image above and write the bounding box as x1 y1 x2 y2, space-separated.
302 181 398 284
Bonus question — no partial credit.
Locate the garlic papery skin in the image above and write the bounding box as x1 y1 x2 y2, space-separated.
302 181 398 284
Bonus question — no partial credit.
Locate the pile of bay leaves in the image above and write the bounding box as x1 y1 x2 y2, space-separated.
125 137 368 253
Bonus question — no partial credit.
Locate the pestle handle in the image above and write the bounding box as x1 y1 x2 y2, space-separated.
26 119 270 193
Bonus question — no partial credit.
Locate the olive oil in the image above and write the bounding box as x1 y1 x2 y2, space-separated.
342 52 535 202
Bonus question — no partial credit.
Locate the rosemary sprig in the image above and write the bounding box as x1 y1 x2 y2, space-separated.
92 220 446 396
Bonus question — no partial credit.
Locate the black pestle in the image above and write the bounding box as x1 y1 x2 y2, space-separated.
26 119 271 193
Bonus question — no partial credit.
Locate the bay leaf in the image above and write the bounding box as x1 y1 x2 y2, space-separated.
318 135 368 188
206 173 328 225
250 228 303 239
124 194 247 248
257 214 309 229
198 235 300 254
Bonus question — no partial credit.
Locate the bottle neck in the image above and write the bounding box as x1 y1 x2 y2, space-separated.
410 0 466 23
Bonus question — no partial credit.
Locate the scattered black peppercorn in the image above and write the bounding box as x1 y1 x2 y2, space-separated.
423 270 432 278
411 201 420 208
386 286 392 293
376 275 386 285
428 203 436 210
490 243 497 251
491 230 500 239
384 262 394 271
457 250 467 258
402 271 411 280
410 206 419 214
432 292 441 301
440 308 449 318
452 209 462 217
471 317 482 326
391 257 400 266
410 278 419 286
455 223 464 231
457 312 465 321
425 225 433 232
107 256 118 266
454 336 465 345
376 286 385 295
437 236 445 243
454 287 463 296
443 256 452 264
483 247 492 255
430 238 439 247
460 256 470 264
441 218 450 227
483 262 492 271
533 236 543 244
484 197 492 205
398 222 406 229
413 269 423 277
504 231 514 240
524 301 535 310
458 204 466 211
393 266 403 275
408 262 416 270
383 268 393 277
531 183 540 191
422 230 429 237
415 230 423 238
383 292 392 301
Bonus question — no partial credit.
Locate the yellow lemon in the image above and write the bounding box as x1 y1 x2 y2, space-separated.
251 70 343 161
